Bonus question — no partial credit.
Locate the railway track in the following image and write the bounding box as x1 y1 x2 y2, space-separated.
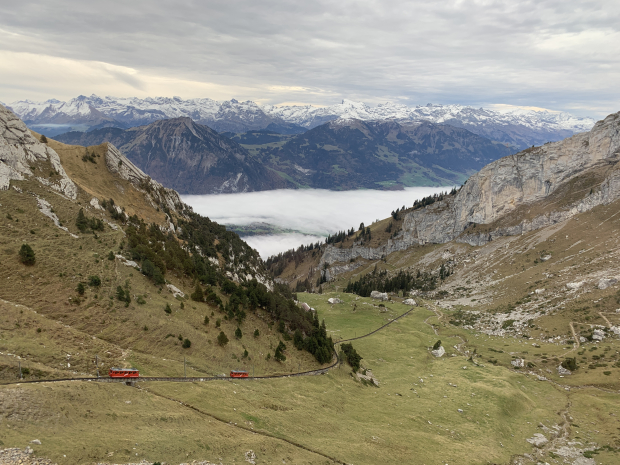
0 306 416 386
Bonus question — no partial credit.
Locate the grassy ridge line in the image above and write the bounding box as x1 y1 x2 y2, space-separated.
137 384 348 465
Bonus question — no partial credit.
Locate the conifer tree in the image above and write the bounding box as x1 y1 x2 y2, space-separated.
18 244 36 266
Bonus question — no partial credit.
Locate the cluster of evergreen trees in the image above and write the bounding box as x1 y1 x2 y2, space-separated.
412 188 458 211
292 313 334 364
344 267 440 296
118 211 331 362
75 208 105 233
265 242 321 277
340 343 362 372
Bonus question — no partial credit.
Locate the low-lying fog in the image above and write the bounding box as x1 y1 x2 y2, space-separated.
182 187 451 258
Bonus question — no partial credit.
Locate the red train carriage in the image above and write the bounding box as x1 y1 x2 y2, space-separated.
109 367 139 378
230 370 249 378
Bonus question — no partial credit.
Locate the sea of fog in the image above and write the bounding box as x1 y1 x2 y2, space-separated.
182 187 452 258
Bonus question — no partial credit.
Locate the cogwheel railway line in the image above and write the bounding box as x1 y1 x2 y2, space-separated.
0 307 416 387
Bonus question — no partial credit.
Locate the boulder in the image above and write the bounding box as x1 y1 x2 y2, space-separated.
301 302 311 312
566 281 584 290
511 358 525 368
526 433 548 448
370 291 389 301
30 439 41 445
592 329 605 341
166 284 185 298
327 297 343 304
598 278 618 290
431 346 445 357
403 298 416 306
557 364 572 375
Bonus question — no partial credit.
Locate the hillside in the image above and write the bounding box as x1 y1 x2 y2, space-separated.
0 102 332 383
9 95 594 149
4 104 620 465
252 119 514 189
55 117 291 194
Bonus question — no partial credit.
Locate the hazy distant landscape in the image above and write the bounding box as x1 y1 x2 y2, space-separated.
182 186 450 257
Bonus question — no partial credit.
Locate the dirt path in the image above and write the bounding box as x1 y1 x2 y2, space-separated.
569 322 580 348
599 312 612 328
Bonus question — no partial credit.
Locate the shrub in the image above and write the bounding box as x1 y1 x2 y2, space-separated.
243 349 249 358
216 318 221 328
235 327 242 339
76 282 85 295
182 338 191 349
107 251 115 261
561 357 577 371
254 329 260 338
40 134 48 143
432 340 442 351
217 331 229 346
164 303 172 314
204 315 209 325
19 244 36 266
88 275 101 287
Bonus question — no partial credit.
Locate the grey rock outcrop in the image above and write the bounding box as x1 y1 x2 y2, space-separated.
401 111 620 245
0 104 77 198
431 346 445 357
370 291 389 301
598 278 618 290
104 143 186 215
319 112 620 270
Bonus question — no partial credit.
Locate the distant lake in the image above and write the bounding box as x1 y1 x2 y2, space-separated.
182 187 451 258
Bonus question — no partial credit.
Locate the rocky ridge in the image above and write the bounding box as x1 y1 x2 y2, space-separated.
0 105 76 199
319 111 620 271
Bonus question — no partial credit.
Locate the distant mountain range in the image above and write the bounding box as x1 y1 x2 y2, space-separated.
56 117 513 192
55 117 288 194
8 95 595 149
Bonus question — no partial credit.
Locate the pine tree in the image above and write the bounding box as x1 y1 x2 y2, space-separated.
235 327 242 339
18 244 36 266
217 331 229 346
75 208 89 232
191 282 204 302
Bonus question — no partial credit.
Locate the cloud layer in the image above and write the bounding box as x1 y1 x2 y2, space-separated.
1 1 618 117
183 187 450 257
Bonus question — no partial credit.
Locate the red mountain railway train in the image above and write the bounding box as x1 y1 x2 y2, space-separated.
230 370 249 378
109 368 140 378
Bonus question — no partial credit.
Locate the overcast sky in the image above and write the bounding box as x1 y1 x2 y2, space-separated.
0 0 618 117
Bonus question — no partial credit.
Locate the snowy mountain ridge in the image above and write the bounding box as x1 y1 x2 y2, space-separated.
8 95 595 149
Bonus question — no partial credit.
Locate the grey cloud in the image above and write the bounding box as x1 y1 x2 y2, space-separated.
1 0 619 116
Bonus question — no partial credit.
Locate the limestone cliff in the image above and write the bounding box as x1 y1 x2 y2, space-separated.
0 104 77 198
320 111 620 269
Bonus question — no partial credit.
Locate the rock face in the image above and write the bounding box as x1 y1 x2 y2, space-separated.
400 111 620 246
319 112 620 269
403 298 417 306
56 117 289 194
370 291 389 301
0 104 77 198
